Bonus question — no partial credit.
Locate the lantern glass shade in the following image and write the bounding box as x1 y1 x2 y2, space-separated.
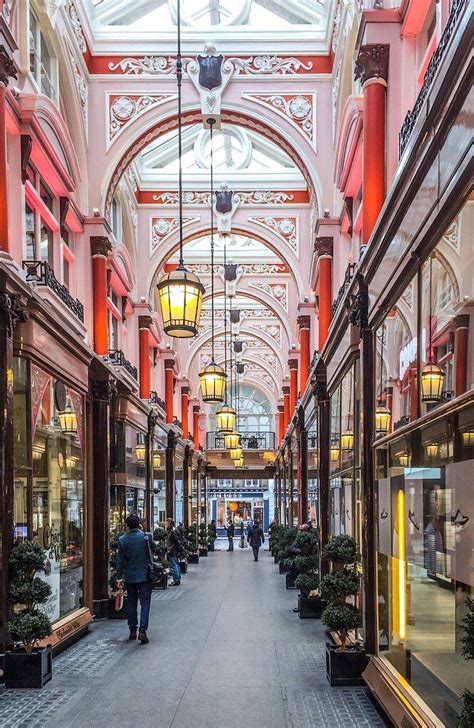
230 447 243 460
234 457 244 468
375 405 391 436
330 439 340 463
420 362 445 403
135 434 146 462
224 431 240 449
152 450 162 468
425 442 439 459
341 430 354 450
216 404 236 434
199 361 227 403
157 265 204 338
58 404 77 434
462 430 474 447
399 453 409 468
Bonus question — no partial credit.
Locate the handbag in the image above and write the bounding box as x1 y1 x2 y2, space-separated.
144 534 165 585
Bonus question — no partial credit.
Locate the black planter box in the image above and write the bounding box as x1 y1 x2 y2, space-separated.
5 646 52 688
108 595 128 619
179 560 188 573
274 553 280 564
326 643 369 686
208 543 215 552
153 573 168 590
188 553 199 564
279 561 286 574
286 572 297 589
298 595 323 619
199 548 208 557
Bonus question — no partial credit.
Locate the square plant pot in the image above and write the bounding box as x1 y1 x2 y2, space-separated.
274 553 280 564
298 595 323 619
179 560 188 574
208 543 215 552
188 553 199 564
286 572 297 589
325 643 369 686
5 646 52 689
108 595 128 619
199 548 208 557
279 561 287 574
153 573 168 590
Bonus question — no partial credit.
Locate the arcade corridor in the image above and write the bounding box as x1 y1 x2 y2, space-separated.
0 547 387 728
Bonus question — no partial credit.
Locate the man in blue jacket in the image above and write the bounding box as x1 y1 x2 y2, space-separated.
116 513 153 644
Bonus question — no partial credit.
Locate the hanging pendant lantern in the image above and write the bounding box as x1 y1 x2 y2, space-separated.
200 361 226 403
58 403 77 434
425 442 439 459
230 447 243 460
341 430 354 451
152 449 162 468
462 430 474 447
420 362 445 403
399 452 409 468
225 431 241 449
135 433 146 462
157 0 204 337
330 438 340 463
375 404 391 436
216 404 236 434
234 457 244 468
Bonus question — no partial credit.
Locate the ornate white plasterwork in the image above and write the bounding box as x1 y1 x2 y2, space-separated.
65 0 87 53
107 55 313 77
66 42 88 135
249 216 298 255
186 263 286 277
151 190 294 206
150 216 200 255
250 282 288 312
442 219 459 251
2 0 13 25
108 94 174 147
401 282 414 311
242 92 316 146
250 323 282 346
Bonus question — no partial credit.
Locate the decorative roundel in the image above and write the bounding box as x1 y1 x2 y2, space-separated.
277 219 295 237
288 96 311 120
111 96 136 121
153 219 172 236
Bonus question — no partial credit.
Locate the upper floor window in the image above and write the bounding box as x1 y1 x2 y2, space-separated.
110 198 121 241
29 10 56 102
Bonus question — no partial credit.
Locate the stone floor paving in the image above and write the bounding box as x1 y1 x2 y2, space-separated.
0 541 391 727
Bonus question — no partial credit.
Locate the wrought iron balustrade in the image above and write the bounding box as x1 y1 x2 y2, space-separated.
23 260 84 322
108 349 138 380
331 262 356 317
207 431 276 450
393 415 410 431
149 391 166 410
173 416 183 430
399 0 468 157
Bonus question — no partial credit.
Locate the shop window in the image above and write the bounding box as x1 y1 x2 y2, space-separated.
29 10 56 102
23 173 59 267
13 358 29 540
40 223 53 264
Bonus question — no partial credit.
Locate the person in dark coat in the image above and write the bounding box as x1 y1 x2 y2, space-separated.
166 518 183 585
116 513 153 644
224 519 235 551
247 520 265 561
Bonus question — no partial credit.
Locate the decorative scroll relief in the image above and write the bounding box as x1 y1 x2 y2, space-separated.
107 55 313 77
108 94 173 146
151 216 200 254
2 0 13 25
442 219 459 251
186 263 286 276
249 216 298 255
151 190 294 206
66 43 87 133
243 93 316 145
250 282 288 312
251 323 282 345
65 0 87 53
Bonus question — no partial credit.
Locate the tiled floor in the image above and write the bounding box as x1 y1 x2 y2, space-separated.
0 540 390 727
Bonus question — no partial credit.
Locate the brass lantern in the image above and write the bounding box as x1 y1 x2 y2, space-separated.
462 430 474 447
216 404 236 434
230 447 243 460
425 442 439 459
341 430 354 450
135 434 146 462
199 361 227 403
58 403 77 434
234 457 244 468
420 362 445 403
157 266 204 338
375 404 391 436
399 452 409 468
225 431 241 449
330 438 340 463
152 449 162 468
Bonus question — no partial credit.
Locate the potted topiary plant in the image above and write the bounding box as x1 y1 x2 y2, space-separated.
457 597 474 727
176 524 188 573
187 524 199 563
152 526 169 589
108 532 128 617
320 535 368 686
207 522 217 552
294 531 321 617
199 522 208 556
5 540 53 688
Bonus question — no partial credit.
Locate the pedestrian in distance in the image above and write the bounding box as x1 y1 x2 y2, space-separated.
166 517 183 585
116 513 154 644
224 519 235 551
247 519 265 561
239 521 247 548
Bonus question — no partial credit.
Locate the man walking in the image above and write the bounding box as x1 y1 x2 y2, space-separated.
116 513 153 644
166 518 182 585
224 519 235 551
247 519 265 561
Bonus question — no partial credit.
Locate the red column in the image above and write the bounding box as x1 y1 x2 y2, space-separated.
455 315 469 397
355 44 389 244
282 386 290 432
0 50 17 254
318 256 332 349
165 360 174 424
289 359 298 414
193 405 200 449
298 315 311 393
181 386 190 439
138 315 152 400
91 237 111 356
277 405 285 443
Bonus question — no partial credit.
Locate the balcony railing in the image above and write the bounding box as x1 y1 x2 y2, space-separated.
399 0 468 157
149 391 166 410
331 262 356 317
23 260 84 322
109 349 138 380
207 431 276 450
